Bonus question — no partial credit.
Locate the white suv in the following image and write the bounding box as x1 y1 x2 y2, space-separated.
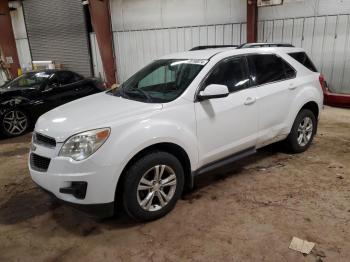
29 45 324 221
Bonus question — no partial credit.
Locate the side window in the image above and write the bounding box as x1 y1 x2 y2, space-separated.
204 57 250 93
47 74 59 89
288 52 318 72
247 54 295 86
72 72 84 82
56 71 77 86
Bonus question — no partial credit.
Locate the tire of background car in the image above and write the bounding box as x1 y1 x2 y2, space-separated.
285 109 317 153
122 151 184 221
0 109 30 138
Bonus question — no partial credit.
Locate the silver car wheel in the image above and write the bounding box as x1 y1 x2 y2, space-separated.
297 116 313 147
137 165 177 212
3 110 28 135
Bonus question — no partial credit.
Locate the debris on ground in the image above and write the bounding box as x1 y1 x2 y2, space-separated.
312 249 326 258
289 237 315 254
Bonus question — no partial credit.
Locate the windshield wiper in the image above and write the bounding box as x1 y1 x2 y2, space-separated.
124 87 153 102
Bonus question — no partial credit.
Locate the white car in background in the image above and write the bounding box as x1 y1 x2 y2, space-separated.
29 44 324 221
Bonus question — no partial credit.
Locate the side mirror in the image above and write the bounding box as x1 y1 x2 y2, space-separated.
42 82 58 92
198 84 229 101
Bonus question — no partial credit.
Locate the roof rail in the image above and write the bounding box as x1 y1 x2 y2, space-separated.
237 43 294 49
189 45 238 51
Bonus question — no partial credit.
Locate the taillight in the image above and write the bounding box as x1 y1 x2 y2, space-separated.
319 74 328 93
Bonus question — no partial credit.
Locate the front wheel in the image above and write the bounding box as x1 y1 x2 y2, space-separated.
122 151 184 221
1 109 29 137
285 109 317 153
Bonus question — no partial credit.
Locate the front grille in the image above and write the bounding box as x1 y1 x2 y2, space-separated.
30 153 51 172
34 132 56 148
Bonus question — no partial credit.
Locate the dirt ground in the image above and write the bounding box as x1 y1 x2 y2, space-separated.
0 106 349 262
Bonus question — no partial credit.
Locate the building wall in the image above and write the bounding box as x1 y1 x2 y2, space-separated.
91 0 350 94
110 0 247 82
259 0 350 20
90 33 106 80
0 71 7 86
259 0 350 94
110 0 247 31
9 4 32 71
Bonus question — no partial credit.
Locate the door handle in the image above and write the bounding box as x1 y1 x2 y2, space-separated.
244 97 256 105
288 83 297 90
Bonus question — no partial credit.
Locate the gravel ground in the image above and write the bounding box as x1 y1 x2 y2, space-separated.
0 106 349 262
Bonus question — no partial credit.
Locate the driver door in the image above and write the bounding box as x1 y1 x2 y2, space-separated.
40 73 64 110
195 56 259 167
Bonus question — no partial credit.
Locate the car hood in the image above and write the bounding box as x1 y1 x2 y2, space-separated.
35 92 163 142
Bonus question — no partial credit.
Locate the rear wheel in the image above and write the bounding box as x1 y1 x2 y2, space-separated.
122 151 184 221
285 109 316 153
1 109 29 137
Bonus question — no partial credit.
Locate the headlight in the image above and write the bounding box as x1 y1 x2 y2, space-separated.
59 128 110 161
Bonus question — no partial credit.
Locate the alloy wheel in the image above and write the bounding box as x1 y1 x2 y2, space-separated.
137 165 177 212
2 110 28 136
297 116 313 147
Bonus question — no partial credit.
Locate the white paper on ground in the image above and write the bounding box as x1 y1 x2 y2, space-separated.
289 237 315 254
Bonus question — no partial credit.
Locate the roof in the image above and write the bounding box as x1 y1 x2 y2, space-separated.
23 69 79 75
159 47 236 60
159 46 305 60
237 43 294 48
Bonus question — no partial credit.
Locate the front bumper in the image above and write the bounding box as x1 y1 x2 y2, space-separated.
35 181 114 218
28 139 120 217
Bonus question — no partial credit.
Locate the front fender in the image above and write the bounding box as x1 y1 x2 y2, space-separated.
110 119 198 172
96 101 198 189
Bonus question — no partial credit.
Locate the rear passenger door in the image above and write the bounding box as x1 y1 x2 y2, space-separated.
247 54 297 147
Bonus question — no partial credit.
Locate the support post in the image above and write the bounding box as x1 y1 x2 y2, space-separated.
247 0 258 43
88 0 117 87
0 0 20 79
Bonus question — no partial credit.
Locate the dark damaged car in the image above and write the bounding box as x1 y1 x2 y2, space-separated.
0 70 105 137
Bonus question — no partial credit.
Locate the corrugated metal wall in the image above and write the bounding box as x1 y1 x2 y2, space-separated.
110 0 247 31
109 0 247 82
22 0 92 76
258 14 350 94
107 0 350 94
113 23 247 82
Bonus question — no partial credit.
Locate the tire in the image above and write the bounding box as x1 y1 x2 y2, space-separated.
285 109 317 153
0 109 29 138
122 151 184 222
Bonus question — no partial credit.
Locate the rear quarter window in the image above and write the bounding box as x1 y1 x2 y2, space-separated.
288 52 318 72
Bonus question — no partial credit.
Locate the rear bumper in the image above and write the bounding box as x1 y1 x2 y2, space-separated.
35 181 114 218
324 91 350 108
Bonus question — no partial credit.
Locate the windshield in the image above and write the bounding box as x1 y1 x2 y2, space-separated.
110 59 207 103
1 72 51 90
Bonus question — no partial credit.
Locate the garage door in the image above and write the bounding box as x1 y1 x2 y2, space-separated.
22 0 92 76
